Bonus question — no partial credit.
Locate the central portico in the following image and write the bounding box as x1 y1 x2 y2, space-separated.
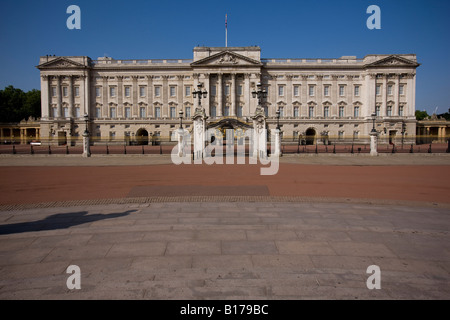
191 46 263 119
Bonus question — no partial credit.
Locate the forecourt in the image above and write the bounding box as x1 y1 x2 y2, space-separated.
0 154 449 300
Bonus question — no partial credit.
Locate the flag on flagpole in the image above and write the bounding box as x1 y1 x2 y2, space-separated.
225 14 227 29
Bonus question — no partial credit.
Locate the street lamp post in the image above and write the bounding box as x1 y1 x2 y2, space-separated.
276 109 281 130
82 114 91 157
401 120 406 147
192 83 208 112
252 82 268 110
179 110 184 129
371 112 377 133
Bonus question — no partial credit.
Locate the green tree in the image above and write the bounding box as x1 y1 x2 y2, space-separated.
437 108 450 121
0 86 41 123
415 110 429 121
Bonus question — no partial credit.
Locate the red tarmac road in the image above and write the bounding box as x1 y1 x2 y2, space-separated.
0 163 449 206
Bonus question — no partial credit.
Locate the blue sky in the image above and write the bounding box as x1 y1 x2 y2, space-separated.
0 0 449 115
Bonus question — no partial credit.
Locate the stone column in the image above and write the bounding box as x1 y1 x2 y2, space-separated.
244 73 251 117
162 75 169 117
56 76 62 118
269 74 277 117
117 76 123 118
132 75 138 118
68 75 74 118
231 73 236 116
203 73 210 117
406 73 416 117
40 75 50 119
301 75 308 117
217 73 223 117
82 129 91 157
382 74 387 116
286 75 293 117
177 75 184 115
102 76 108 118
370 131 378 156
147 75 153 117
366 73 376 118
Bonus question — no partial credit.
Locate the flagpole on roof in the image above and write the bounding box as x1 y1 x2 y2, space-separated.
225 14 228 47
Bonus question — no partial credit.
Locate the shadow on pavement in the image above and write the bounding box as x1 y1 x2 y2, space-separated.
0 210 137 235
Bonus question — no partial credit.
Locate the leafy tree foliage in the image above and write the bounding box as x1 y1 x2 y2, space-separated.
415 110 429 121
437 108 450 121
0 86 41 123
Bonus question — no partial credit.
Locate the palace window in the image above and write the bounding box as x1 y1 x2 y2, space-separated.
155 106 161 118
237 106 243 117
185 106 191 118
354 85 360 97
279 106 284 117
387 84 393 95
339 106 345 118
376 85 381 96
211 85 217 96
74 86 80 97
62 87 68 97
170 106 176 118
125 107 131 118
140 107 146 118
124 86 131 97
210 105 216 118
339 85 345 96
51 87 57 97
294 106 299 117
185 86 191 97
76 107 81 118
170 86 176 97
110 107 116 118
324 106 329 118
237 85 243 96
139 86 146 97
375 105 381 117
309 85 314 97
94 107 99 118
354 106 360 118
154 86 161 97
293 85 299 97
110 86 116 97
324 85 329 97
387 106 393 116
224 85 230 96
399 85 405 95
95 87 101 97
278 85 284 97
224 106 230 116
63 107 69 118
308 106 314 118
399 105 404 116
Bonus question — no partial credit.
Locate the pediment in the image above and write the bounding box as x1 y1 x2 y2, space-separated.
191 51 262 67
37 57 86 69
366 55 419 67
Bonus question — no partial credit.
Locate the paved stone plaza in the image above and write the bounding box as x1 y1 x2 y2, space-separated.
0 201 449 299
0 154 449 299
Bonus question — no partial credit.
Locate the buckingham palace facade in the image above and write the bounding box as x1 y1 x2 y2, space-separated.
37 46 419 146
